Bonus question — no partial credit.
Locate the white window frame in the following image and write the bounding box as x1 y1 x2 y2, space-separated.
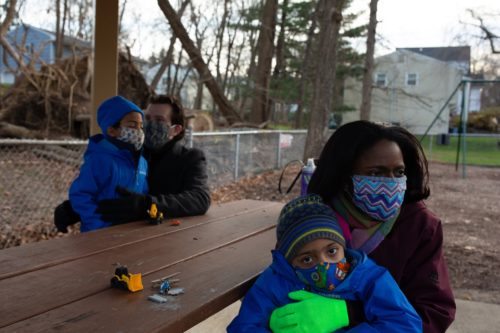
375 73 387 87
405 73 418 86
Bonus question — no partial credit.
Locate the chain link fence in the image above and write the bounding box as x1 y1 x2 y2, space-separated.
0 130 306 248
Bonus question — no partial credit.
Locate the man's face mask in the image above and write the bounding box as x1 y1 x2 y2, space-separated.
351 175 407 221
144 120 172 150
117 127 145 151
295 258 350 293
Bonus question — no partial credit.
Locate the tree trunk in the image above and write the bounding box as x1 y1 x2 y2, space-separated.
215 0 230 86
157 0 241 123
237 28 258 118
304 0 345 160
359 0 378 121
193 18 208 110
249 0 278 124
295 0 320 129
0 0 17 36
55 0 62 61
0 0 23 70
170 47 183 94
118 0 128 36
273 0 288 78
222 15 241 96
150 0 190 92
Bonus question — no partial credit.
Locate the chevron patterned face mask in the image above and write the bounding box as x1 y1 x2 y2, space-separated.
352 175 407 221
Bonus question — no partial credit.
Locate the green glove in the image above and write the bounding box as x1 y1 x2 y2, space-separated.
269 290 349 333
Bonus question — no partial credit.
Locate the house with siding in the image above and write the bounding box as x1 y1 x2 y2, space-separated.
0 24 91 85
400 46 481 113
342 47 470 134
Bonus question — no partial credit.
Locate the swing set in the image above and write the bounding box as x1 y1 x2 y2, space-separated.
420 78 500 178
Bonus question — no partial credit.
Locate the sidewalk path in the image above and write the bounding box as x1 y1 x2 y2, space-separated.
447 299 500 333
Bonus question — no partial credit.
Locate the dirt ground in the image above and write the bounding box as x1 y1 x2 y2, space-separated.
211 162 500 305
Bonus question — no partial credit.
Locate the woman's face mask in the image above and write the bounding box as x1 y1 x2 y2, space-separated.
144 120 172 150
295 258 350 292
117 127 145 151
351 175 407 221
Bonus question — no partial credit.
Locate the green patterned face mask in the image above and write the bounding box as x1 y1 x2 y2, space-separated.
295 257 350 293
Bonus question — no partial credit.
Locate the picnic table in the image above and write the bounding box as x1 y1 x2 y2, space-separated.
0 199 283 332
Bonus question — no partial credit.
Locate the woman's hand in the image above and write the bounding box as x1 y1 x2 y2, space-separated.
269 290 349 333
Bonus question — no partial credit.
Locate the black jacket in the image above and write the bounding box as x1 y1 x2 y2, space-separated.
144 140 211 217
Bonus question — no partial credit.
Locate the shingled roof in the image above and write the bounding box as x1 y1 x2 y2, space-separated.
397 46 471 63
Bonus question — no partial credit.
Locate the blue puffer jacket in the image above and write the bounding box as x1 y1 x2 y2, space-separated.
227 249 422 333
69 134 148 232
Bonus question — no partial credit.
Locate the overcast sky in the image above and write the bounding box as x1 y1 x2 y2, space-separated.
348 0 499 56
18 0 500 59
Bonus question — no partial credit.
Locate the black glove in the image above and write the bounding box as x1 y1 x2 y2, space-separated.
54 200 81 233
95 186 150 224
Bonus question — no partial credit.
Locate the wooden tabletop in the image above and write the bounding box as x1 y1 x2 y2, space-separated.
0 199 283 332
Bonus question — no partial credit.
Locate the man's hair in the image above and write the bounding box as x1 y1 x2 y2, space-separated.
308 120 430 203
149 94 185 141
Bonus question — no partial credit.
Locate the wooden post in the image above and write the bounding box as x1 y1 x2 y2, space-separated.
90 0 119 135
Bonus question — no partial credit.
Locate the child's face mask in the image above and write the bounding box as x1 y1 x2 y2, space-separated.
144 120 173 150
117 127 145 151
295 257 350 292
351 175 407 221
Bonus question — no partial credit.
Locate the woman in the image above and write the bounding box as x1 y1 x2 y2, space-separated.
270 121 455 333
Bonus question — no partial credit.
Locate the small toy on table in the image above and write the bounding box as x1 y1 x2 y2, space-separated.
148 272 185 302
110 265 144 292
148 202 164 225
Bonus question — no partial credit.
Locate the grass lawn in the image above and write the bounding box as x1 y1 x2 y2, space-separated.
420 135 500 167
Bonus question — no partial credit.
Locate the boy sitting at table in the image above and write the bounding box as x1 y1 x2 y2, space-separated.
227 194 422 332
68 96 148 232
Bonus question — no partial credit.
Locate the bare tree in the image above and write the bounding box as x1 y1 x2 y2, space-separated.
222 11 242 96
75 0 93 40
359 0 378 120
150 0 190 92
0 0 17 37
55 0 69 62
249 0 278 124
157 0 241 123
215 0 231 86
304 0 345 160
467 9 500 54
0 0 40 86
118 0 128 36
191 3 209 110
236 2 259 117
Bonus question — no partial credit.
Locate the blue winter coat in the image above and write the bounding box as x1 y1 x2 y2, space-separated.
69 134 148 232
227 249 422 333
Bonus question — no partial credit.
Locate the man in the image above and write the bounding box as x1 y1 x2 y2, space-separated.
55 95 211 232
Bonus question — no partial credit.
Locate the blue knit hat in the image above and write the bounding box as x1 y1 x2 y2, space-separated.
276 194 345 261
97 96 144 135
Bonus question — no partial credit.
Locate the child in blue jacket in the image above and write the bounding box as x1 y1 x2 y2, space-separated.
69 96 148 232
227 194 422 333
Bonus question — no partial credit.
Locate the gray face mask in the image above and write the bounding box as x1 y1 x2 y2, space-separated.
144 120 171 150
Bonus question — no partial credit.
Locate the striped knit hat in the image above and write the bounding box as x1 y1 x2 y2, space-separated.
276 194 346 261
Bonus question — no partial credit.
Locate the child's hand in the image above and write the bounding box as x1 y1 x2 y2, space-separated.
269 290 349 333
96 186 150 224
